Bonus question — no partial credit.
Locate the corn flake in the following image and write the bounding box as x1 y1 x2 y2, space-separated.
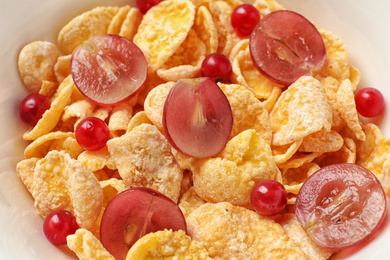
270 76 333 146
187 202 306 259
119 7 143 40
107 124 183 203
298 130 344 153
108 102 133 137
133 0 196 71
178 186 207 218
67 229 115 260
107 5 131 35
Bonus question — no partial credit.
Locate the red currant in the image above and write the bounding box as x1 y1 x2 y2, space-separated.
231 4 261 37
75 117 110 151
250 180 287 216
201 53 232 83
355 87 385 117
19 93 51 126
136 0 163 14
43 210 79 245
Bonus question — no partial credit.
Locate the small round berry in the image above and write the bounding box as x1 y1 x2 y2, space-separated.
231 4 261 37
250 180 287 216
355 87 385 118
19 93 51 126
201 53 232 83
75 117 110 151
137 0 163 14
43 210 79 245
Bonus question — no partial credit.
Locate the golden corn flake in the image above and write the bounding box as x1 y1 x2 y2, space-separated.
16 158 40 193
133 0 196 71
272 139 303 165
62 99 96 128
277 213 335 260
230 39 283 100
18 150 103 229
298 130 344 153
119 7 143 40
54 54 71 83
18 41 59 93
282 163 320 194
315 137 356 167
336 79 366 141
67 229 115 260
193 129 280 207
208 0 240 56
195 5 218 55
100 178 129 208
78 147 117 173
108 102 133 137
144 81 175 131
39 80 58 98
107 124 183 203
218 83 272 144
254 0 285 16
278 152 323 170
24 131 74 159
126 111 153 133
57 6 120 54
137 70 167 106
107 5 131 35
178 186 207 218
349 65 361 91
317 29 350 82
23 79 73 140
270 76 333 146
157 29 206 82
126 229 211 260
187 202 306 259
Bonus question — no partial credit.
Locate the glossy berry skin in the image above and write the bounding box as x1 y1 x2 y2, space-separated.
231 4 261 37
355 88 385 117
19 93 51 126
250 180 287 216
201 53 232 83
75 117 110 151
137 0 163 14
43 210 79 245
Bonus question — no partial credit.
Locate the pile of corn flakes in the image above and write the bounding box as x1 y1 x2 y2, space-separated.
15 0 390 259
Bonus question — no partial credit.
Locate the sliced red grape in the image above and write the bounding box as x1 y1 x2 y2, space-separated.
162 78 233 158
71 34 147 106
137 0 163 14
100 187 187 260
249 10 326 86
295 163 387 249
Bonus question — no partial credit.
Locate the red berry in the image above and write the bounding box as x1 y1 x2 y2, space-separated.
19 93 51 126
75 117 110 151
201 53 232 83
355 87 385 117
231 4 260 37
136 0 163 14
43 210 79 245
250 180 287 216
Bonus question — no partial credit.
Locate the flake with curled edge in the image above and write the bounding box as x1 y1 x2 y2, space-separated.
67 229 115 260
107 5 131 35
54 55 71 83
119 7 143 40
144 81 175 131
126 111 153 133
254 0 285 16
126 229 211 260
108 102 133 137
78 147 117 173
218 83 272 145
179 186 207 218
298 130 344 153
18 41 59 93
315 137 356 167
24 131 74 159
193 129 280 207
17 150 103 230
57 6 120 54
230 39 283 100
133 0 196 71
336 79 366 141
100 178 129 208
62 99 96 129
194 5 218 55
270 76 333 146
187 202 306 259
107 123 183 203
157 29 206 82
23 78 73 141
272 139 303 165
282 163 320 195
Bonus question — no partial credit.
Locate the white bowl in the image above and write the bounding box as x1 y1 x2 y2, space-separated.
0 0 389 259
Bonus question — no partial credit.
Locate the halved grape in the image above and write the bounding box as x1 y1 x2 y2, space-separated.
100 187 187 260
249 10 326 86
295 163 387 249
71 34 147 106
162 78 233 158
